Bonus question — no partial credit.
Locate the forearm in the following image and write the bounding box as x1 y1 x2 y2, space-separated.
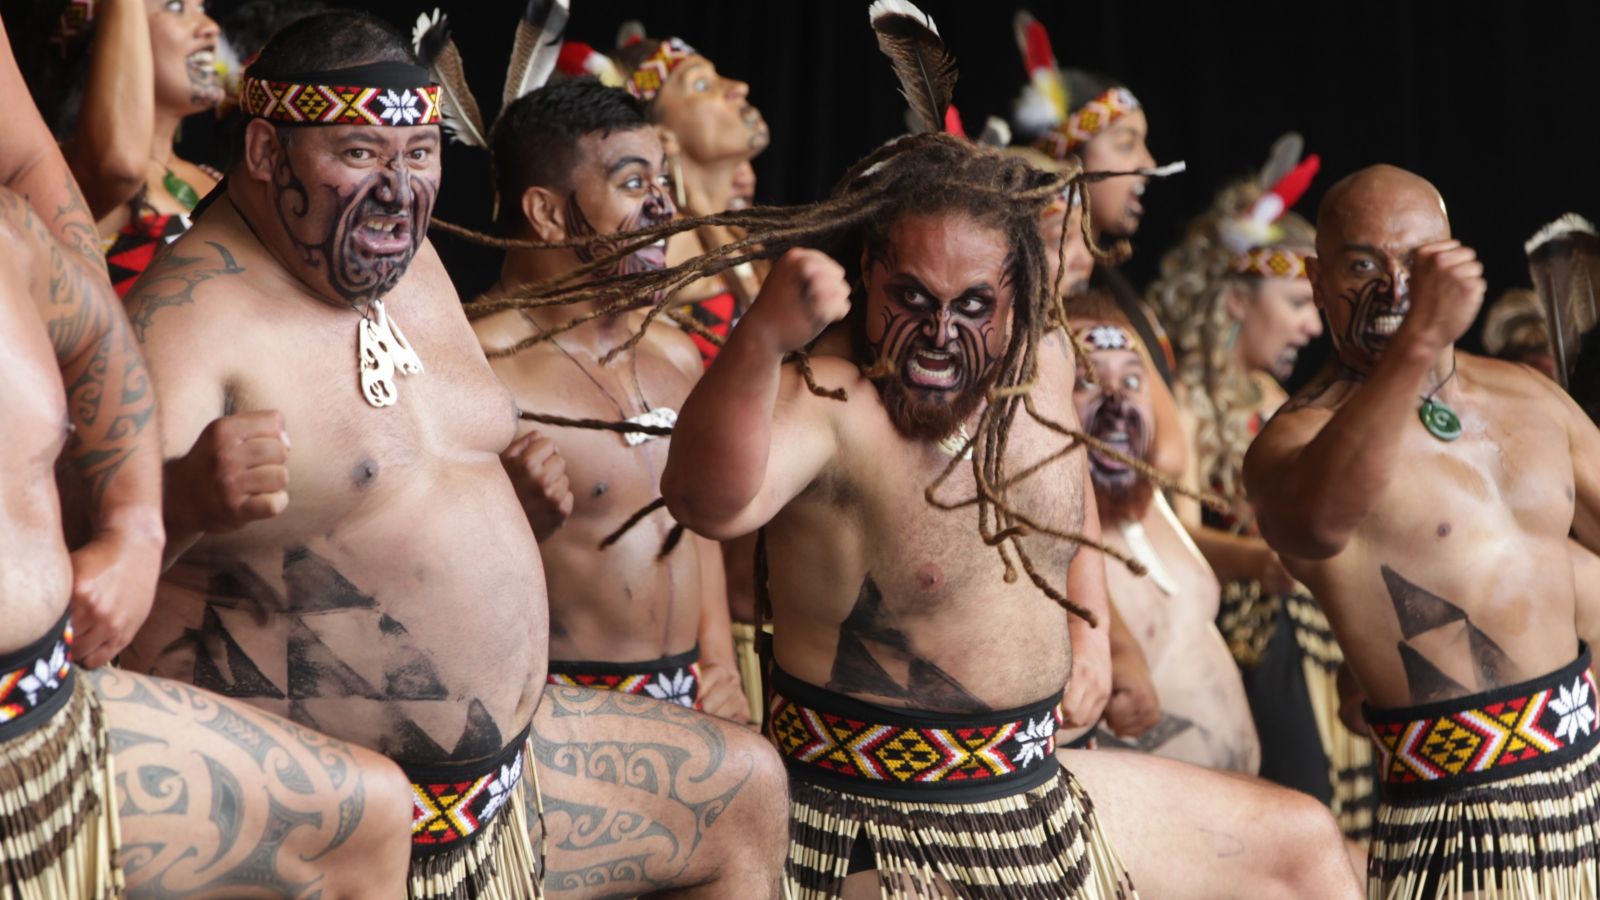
1276 341 1436 545
695 536 738 669
1068 485 1112 637
66 0 154 218
1188 524 1267 584
662 321 785 526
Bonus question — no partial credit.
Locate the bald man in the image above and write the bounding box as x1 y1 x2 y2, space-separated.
1246 164 1600 897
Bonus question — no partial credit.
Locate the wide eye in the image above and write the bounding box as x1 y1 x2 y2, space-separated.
1074 372 1095 392
954 295 988 316
407 147 431 163
1350 259 1376 274
900 288 931 308
1121 373 1142 392
346 148 373 161
693 77 710 93
622 175 644 190
163 0 183 12
656 174 672 190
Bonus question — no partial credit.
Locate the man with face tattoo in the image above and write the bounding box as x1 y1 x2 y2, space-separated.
662 133 1358 899
0 15 415 896
120 12 788 899
472 78 748 724
1067 292 1259 773
1246 164 1600 897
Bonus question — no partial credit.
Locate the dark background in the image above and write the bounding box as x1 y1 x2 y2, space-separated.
192 0 1600 367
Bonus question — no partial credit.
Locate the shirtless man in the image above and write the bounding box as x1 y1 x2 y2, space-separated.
664 135 1356 898
1069 294 1259 772
120 12 785 898
473 78 747 722
1246 164 1600 895
0 18 411 896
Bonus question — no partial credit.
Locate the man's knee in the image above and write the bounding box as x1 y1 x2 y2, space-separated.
723 725 789 845
1265 791 1357 896
307 745 413 899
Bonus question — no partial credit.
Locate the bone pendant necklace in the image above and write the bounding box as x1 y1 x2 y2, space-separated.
358 300 424 408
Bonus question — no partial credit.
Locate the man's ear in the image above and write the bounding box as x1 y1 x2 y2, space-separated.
520 186 567 243
656 125 681 158
1306 255 1324 310
243 119 285 183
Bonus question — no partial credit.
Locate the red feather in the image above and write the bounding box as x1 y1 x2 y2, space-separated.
944 105 967 137
1268 154 1320 211
1024 17 1055 75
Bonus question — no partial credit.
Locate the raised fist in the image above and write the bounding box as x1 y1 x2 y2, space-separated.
1401 239 1486 351
502 430 574 542
170 410 291 535
744 248 851 355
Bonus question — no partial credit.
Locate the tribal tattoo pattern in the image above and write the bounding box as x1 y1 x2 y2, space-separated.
89 667 378 898
826 576 987 713
564 188 674 280
1383 564 1514 704
160 547 504 763
125 239 246 342
532 686 754 895
270 144 437 308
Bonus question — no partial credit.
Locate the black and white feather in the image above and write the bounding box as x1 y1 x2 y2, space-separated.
868 0 957 136
413 11 489 148
503 0 570 109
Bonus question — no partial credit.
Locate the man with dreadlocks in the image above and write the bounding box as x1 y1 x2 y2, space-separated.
1246 164 1600 897
472 77 750 723
120 11 789 899
649 129 1357 898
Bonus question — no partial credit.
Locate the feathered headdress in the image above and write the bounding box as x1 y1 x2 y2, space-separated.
868 0 959 136
1525 213 1600 391
1010 10 1067 139
411 0 570 149
1217 133 1319 255
556 40 623 87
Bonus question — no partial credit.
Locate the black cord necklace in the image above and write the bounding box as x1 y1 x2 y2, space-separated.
1417 352 1461 441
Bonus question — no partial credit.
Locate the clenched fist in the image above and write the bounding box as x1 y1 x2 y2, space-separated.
502 430 573 542
743 248 851 355
1400 240 1485 352
168 411 291 536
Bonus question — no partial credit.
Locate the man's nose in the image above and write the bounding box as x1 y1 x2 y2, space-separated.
923 309 954 346
725 78 750 103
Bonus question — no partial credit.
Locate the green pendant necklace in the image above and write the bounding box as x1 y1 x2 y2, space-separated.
162 167 199 211
1418 354 1461 441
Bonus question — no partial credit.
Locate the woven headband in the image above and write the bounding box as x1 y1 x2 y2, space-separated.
241 62 440 127
1034 86 1141 160
1077 323 1141 353
624 37 699 104
1230 246 1309 280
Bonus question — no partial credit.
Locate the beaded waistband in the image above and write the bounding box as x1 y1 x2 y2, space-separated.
404 726 530 857
547 644 701 709
0 611 74 740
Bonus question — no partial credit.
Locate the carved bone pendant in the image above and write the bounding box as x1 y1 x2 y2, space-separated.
358 300 424 408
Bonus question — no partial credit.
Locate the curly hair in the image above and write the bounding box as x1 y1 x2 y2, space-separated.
436 132 1197 624
1149 180 1313 525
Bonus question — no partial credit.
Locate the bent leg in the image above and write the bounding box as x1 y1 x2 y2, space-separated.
531 684 788 898
88 667 413 900
1059 747 1361 900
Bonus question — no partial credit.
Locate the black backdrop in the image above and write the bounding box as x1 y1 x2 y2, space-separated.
195 0 1600 365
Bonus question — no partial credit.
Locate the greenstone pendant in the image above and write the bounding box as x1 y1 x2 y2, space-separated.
1419 399 1462 442
164 169 199 211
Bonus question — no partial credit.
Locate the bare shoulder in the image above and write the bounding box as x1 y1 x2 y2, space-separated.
123 226 253 348
468 305 530 353
1463 352 1563 403
640 312 706 382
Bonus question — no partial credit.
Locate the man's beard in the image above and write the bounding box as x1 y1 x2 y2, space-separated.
1084 394 1154 521
874 369 993 442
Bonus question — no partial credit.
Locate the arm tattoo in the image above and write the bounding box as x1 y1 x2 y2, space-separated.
825 576 988 712
533 686 754 894
52 171 105 275
125 240 245 342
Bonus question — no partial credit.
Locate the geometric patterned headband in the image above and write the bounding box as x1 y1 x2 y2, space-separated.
1230 246 1309 280
1034 87 1142 160
1077 323 1142 353
623 37 699 104
241 63 440 127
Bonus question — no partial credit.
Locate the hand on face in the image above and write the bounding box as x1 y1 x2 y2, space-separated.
147 0 222 114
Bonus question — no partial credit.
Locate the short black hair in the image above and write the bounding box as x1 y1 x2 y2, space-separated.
1065 70 1127 114
227 10 418 167
490 77 649 232
221 0 329 63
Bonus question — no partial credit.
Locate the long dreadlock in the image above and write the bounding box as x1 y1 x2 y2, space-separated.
444 132 1206 625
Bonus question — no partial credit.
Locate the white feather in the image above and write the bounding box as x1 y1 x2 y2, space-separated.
978 116 1012 148
867 0 940 36
1012 85 1061 137
1526 213 1599 255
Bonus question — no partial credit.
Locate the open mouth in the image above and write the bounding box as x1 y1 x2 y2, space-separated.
352 214 414 257
1364 302 1410 343
904 347 962 390
1087 406 1144 476
187 47 219 84
1272 346 1301 378
633 238 669 271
